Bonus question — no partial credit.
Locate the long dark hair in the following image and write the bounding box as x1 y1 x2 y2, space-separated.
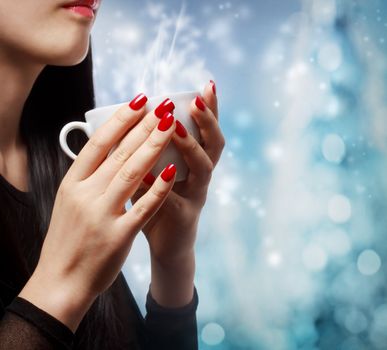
19 44 120 349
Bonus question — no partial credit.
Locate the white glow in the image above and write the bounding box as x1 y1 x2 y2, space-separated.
234 110 253 129
267 251 283 267
215 174 240 206
207 18 231 41
266 143 284 162
318 43 343 72
286 62 309 80
132 263 151 282
257 208 267 218
328 194 352 223
325 95 341 117
311 0 336 24
112 25 142 46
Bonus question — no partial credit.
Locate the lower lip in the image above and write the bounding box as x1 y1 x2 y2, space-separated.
64 5 94 19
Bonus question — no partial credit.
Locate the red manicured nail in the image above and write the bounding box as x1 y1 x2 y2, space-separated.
143 172 156 186
155 98 175 118
175 120 188 138
195 96 206 112
158 112 174 131
161 164 176 182
129 93 148 110
210 80 217 95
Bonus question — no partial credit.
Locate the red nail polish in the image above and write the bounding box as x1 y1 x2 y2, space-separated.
143 172 156 185
129 93 148 110
158 112 174 131
175 120 188 138
155 98 175 118
210 80 217 95
195 96 206 112
161 164 176 182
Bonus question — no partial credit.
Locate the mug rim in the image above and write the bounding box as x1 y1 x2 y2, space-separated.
85 89 200 119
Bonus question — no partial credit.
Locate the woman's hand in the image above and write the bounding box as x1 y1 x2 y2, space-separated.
131 81 225 306
18 94 180 332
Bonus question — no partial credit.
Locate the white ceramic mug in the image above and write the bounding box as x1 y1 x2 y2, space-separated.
59 91 201 182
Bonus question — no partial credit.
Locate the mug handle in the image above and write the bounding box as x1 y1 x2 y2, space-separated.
59 121 92 160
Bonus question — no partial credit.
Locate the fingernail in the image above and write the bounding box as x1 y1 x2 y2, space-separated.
210 80 217 95
175 120 188 138
129 93 148 110
143 172 156 185
195 96 206 112
155 98 175 118
158 112 174 131
161 164 176 182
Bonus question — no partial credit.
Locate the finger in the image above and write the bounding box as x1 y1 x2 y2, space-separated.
103 113 176 210
134 180 185 217
114 164 176 238
172 122 214 190
190 97 226 166
88 98 175 187
66 93 148 182
202 80 218 120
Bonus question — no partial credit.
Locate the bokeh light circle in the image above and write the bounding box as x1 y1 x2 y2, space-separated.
323 229 351 256
344 308 368 334
322 134 346 163
370 304 387 347
328 195 352 223
302 244 328 271
201 322 225 346
357 249 381 276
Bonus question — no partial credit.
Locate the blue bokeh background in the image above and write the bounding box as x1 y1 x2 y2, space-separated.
91 0 387 349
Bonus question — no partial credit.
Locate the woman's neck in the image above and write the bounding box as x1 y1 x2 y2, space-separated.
0 49 43 154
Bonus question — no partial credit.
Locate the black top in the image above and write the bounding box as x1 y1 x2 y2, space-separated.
0 173 198 349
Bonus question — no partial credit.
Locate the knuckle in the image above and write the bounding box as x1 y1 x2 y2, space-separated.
188 140 199 154
150 186 167 200
219 134 226 149
204 160 214 177
141 118 155 135
119 166 139 183
132 204 148 220
201 159 214 182
115 107 131 124
112 147 130 164
89 135 105 151
197 190 209 208
169 196 184 212
147 135 164 152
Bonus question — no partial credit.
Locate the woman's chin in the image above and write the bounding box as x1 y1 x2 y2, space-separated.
54 51 89 67
42 40 90 67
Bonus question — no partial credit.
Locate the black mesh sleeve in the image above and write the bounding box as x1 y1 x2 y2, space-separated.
0 296 74 350
144 285 199 350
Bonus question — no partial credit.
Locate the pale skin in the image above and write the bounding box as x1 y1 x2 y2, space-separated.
0 0 225 333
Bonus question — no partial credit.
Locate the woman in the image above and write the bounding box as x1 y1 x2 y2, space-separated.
0 0 225 349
